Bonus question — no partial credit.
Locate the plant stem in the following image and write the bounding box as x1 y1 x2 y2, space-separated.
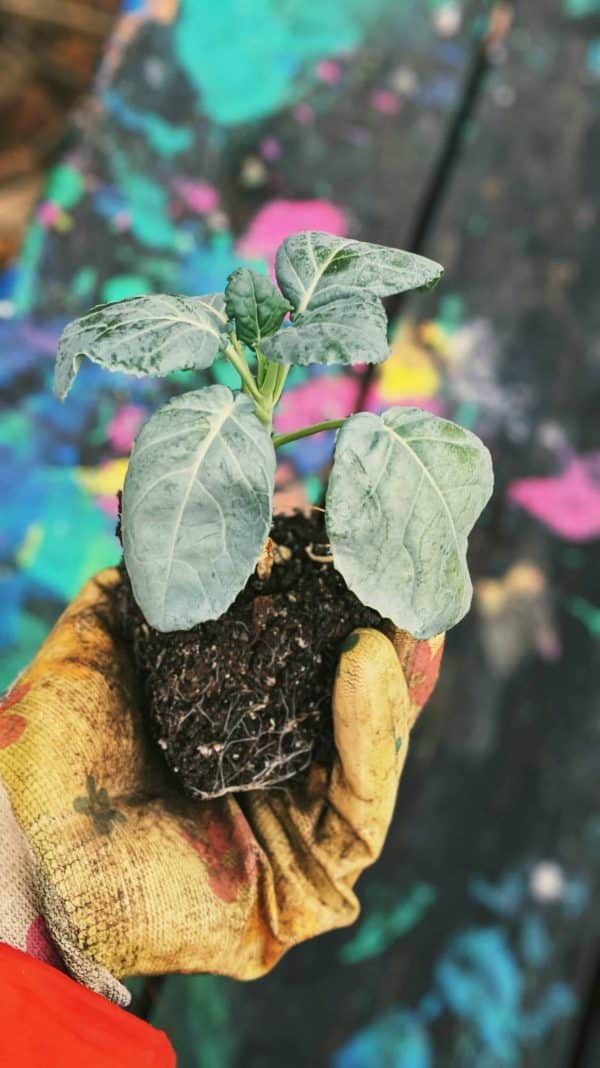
271 364 289 406
222 339 272 427
272 418 345 449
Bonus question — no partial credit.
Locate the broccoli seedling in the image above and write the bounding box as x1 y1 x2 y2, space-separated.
55 231 493 638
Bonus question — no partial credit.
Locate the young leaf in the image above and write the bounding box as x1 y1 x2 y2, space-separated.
54 293 227 399
122 385 275 632
225 268 291 347
260 292 388 366
275 231 443 315
326 407 493 638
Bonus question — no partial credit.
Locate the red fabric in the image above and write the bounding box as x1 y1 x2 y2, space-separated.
0 943 175 1067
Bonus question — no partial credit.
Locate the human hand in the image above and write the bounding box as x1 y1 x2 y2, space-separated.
0 570 443 1004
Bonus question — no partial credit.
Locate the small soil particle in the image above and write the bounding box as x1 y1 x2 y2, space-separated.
114 511 388 799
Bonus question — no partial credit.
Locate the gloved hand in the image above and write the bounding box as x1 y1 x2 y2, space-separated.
0 570 443 1006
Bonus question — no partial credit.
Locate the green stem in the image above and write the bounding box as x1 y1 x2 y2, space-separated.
222 339 271 427
271 364 290 406
272 418 345 449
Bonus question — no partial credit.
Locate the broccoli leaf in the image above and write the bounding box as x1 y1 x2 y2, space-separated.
225 268 291 348
275 231 443 315
122 385 275 632
326 407 493 637
54 293 227 399
260 292 388 366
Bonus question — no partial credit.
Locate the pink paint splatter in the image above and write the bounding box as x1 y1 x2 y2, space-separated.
96 495 120 518
107 404 146 452
25 915 63 969
37 202 60 226
260 137 281 161
508 455 600 542
274 375 368 433
113 211 131 232
173 178 220 215
237 199 347 270
370 89 401 115
316 59 342 84
293 103 314 125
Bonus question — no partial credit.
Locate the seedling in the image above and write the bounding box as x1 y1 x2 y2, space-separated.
55 231 493 642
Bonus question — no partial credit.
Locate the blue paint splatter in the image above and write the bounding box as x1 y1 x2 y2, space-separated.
102 90 194 156
333 1011 432 1068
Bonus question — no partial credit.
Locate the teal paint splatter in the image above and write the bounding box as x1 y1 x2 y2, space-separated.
122 172 178 249
174 0 385 125
71 266 98 301
0 612 50 691
586 39 600 76
333 1011 432 1068
469 873 525 916
437 292 464 331
212 357 241 390
13 221 46 315
23 469 119 600
563 0 600 15
150 974 236 1068
103 90 193 156
304 473 323 505
44 164 85 210
455 401 480 429
520 914 551 967
434 926 575 1060
101 275 152 302
567 596 600 637
340 883 436 964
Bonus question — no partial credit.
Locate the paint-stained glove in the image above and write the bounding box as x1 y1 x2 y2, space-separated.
0 569 443 1005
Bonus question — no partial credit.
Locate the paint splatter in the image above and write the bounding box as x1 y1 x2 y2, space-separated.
508 456 600 541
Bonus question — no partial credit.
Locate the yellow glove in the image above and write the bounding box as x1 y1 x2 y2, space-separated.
0 570 443 1004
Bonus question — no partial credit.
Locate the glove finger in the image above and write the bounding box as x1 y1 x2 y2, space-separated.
320 627 411 880
390 628 445 728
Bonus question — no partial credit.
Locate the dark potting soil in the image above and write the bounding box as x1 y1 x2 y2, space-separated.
114 511 388 799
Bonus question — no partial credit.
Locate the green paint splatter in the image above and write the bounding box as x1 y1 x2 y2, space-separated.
395 735 403 753
213 357 241 390
150 975 236 1068
586 39 600 75
456 401 480 429
14 220 46 315
563 0 600 16
71 266 98 300
438 293 464 331
0 612 50 691
101 275 152 303
340 883 436 964
567 596 600 638
174 0 385 125
123 172 177 249
23 470 119 600
304 473 322 504
44 164 85 210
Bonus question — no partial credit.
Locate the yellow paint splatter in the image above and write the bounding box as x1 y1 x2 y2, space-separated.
376 321 440 401
76 459 128 497
16 524 44 568
476 563 547 616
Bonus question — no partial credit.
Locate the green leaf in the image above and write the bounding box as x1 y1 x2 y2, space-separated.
275 231 443 315
260 292 388 366
122 385 275 632
54 293 227 399
225 268 291 348
326 407 493 638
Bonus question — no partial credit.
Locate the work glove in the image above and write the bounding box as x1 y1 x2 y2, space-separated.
0 569 443 1006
